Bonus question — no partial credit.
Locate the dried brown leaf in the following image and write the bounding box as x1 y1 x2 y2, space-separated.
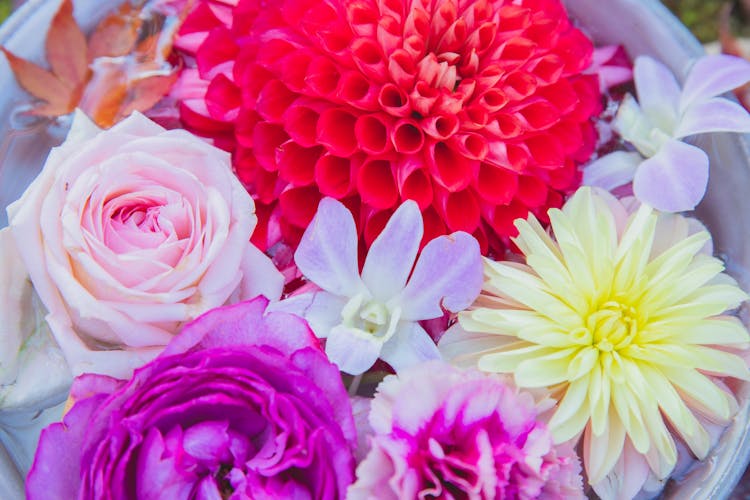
46 0 89 89
1 47 75 116
88 2 143 61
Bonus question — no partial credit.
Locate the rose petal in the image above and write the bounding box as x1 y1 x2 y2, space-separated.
397 232 483 321
582 151 643 190
361 200 423 301
295 198 364 297
234 244 284 302
632 139 709 212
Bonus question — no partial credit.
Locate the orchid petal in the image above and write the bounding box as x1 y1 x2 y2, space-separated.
632 139 708 212
634 56 680 133
397 232 482 321
295 198 363 297
325 325 382 375
361 200 423 301
379 323 440 373
675 97 750 138
267 292 346 339
680 54 750 112
583 151 643 190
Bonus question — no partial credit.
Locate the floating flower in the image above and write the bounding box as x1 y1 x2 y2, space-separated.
442 187 750 485
348 361 584 499
6 111 283 378
271 197 482 375
174 0 602 255
584 54 750 212
26 297 358 499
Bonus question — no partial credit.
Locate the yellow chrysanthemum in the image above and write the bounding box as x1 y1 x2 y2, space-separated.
448 187 750 484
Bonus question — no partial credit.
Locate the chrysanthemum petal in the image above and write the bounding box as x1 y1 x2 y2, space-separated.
660 366 736 423
549 376 589 435
361 200 423 301
584 412 626 484
514 348 580 388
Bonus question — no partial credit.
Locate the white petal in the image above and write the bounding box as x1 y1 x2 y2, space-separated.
680 54 750 112
397 232 482 321
379 322 440 373
266 292 346 339
294 198 363 297
675 97 750 138
632 139 708 212
325 325 382 375
233 244 284 302
361 200 422 301
633 56 680 133
583 151 643 190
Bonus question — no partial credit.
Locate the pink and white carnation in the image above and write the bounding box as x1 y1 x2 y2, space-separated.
348 361 584 499
6 111 283 378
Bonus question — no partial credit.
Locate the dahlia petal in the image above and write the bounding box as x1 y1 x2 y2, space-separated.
591 439 650 500
584 412 626 484
295 198 364 297
283 101 324 148
317 108 358 156
362 201 423 300
315 154 353 198
397 164 434 210
338 71 379 110
256 79 297 122
427 141 477 191
397 231 483 320
355 114 392 154
632 139 708 212
633 56 680 132
680 54 750 112
325 325 382 375
306 56 341 96
583 151 643 191
278 186 320 228
391 119 424 154
379 323 441 372
277 143 322 186
674 97 750 138
475 163 518 204
378 83 410 117
357 159 399 209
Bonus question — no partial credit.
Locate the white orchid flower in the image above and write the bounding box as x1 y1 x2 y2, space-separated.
584 54 750 212
271 198 483 375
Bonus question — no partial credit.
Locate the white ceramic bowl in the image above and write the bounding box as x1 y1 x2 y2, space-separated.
0 0 748 498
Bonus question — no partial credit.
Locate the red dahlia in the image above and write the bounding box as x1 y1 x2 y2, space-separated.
174 0 602 255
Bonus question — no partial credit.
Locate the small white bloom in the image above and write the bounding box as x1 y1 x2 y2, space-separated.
271 198 483 375
584 54 750 212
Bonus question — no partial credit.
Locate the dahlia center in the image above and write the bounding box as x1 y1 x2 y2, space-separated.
586 301 640 352
340 294 401 340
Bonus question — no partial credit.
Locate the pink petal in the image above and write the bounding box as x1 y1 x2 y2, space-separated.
361 201 423 301
234 244 284 302
325 325 382 375
294 198 363 297
583 151 643 190
674 97 750 138
379 323 440 372
680 54 750 112
398 231 482 321
267 291 347 339
632 139 709 212
633 56 680 129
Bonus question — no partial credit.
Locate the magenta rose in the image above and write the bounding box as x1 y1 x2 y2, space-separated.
26 297 357 499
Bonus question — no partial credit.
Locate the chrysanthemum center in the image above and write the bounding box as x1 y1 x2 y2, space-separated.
587 301 639 352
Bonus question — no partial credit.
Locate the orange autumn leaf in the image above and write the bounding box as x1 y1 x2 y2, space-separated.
45 0 89 89
2 0 186 126
87 2 143 61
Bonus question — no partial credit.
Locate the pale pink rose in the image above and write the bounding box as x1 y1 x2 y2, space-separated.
7 111 283 378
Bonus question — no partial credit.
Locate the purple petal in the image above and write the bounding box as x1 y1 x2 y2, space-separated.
634 56 680 129
361 201 423 301
680 54 750 112
183 421 231 463
583 151 643 190
379 323 441 373
397 232 483 321
632 139 709 212
294 198 363 297
325 325 382 375
163 297 319 357
267 292 347 338
674 97 750 138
